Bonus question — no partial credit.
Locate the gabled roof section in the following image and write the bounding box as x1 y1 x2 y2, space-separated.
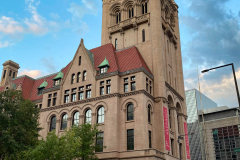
116 46 152 74
53 71 64 80
86 49 94 66
38 80 48 89
98 57 109 68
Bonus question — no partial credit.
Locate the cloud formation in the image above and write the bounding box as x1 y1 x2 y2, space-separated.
18 69 43 78
179 0 240 107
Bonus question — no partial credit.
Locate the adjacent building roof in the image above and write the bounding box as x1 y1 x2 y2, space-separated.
0 43 152 101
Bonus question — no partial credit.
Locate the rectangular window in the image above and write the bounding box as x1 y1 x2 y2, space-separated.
12 72 15 78
124 84 129 92
131 82 136 91
86 85 91 89
65 90 70 94
124 78 128 82
38 88 43 95
150 86 152 94
146 78 148 82
127 129 134 150
100 67 106 74
146 83 148 91
171 139 174 155
9 70 12 76
86 90 91 98
115 39 118 50
79 92 84 100
53 98 56 106
48 94 52 98
96 132 104 152
79 86 84 91
54 79 60 86
131 76 135 81
72 88 77 92
142 29 145 42
39 104 42 109
64 95 69 103
48 99 51 107
149 131 152 148
107 85 111 94
54 93 57 97
100 81 104 86
100 87 104 95
107 80 111 84
72 93 76 102
3 70 6 78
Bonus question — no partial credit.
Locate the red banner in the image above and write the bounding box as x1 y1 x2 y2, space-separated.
184 122 191 159
163 106 170 151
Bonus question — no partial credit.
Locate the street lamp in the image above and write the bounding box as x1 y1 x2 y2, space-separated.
201 63 240 108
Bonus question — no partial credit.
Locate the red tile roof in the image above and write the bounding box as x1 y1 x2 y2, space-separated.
1 43 151 101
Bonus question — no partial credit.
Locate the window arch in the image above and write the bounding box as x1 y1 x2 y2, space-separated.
116 12 121 24
79 56 81 66
50 116 56 131
73 111 80 126
61 114 68 130
97 107 105 124
148 105 151 123
71 74 75 84
77 72 81 83
83 71 87 81
142 2 148 14
129 8 134 18
127 103 134 121
85 109 92 124
142 29 145 42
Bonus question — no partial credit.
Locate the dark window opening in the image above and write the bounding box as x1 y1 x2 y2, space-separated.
171 139 174 155
127 103 134 121
38 88 44 95
124 83 129 92
77 72 81 83
131 82 136 91
12 72 15 78
72 93 76 102
96 132 104 152
3 70 6 78
79 56 81 65
73 112 80 126
61 114 68 130
148 105 151 123
50 116 56 131
39 104 42 109
48 99 51 107
9 70 12 76
53 98 56 106
149 131 152 148
115 39 118 50
127 129 134 150
142 29 145 42
100 87 104 95
64 95 69 103
107 85 111 94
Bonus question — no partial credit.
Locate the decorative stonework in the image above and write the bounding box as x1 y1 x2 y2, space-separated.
165 82 184 101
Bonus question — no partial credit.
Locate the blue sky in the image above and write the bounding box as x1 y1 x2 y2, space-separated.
1 0 240 107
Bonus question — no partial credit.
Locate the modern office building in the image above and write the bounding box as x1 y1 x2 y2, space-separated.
0 0 191 160
199 107 240 160
186 89 218 160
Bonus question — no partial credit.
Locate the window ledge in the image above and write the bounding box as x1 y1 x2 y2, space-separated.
98 123 105 126
126 120 134 123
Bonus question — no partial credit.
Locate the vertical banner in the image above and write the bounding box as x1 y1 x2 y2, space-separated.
163 106 170 151
184 122 191 159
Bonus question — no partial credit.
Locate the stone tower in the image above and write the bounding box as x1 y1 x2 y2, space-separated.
0 60 20 86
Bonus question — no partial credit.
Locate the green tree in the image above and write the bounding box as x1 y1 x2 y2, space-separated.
0 90 41 160
24 123 104 160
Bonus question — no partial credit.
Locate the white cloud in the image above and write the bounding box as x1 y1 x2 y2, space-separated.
50 13 60 20
18 69 43 78
0 16 24 34
0 41 12 48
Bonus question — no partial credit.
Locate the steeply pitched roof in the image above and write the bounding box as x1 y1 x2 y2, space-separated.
38 80 48 89
98 57 109 68
53 71 64 80
1 43 151 101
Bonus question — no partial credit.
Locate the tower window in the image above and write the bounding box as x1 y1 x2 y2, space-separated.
3 70 6 78
142 2 148 14
129 8 134 18
116 12 121 24
71 74 75 84
12 72 15 78
142 29 145 42
127 129 134 150
9 70 12 77
148 105 151 123
79 56 81 66
50 116 56 131
115 39 118 50
149 131 152 148
127 103 134 121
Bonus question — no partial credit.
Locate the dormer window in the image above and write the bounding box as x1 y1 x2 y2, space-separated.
53 71 64 86
98 57 110 75
37 80 48 95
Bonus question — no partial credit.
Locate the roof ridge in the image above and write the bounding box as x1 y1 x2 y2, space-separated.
35 72 58 80
115 45 135 52
90 43 112 51
12 75 35 81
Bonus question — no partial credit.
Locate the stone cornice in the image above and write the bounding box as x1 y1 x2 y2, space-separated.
40 90 159 112
165 82 184 101
43 85 60 94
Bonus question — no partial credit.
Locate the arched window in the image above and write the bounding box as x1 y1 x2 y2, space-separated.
61 114 68 130
129 8 134 18
127 103 134 121
85 109 92 124
116 12 121 24
97 107 105 124
142 29 145 42
79 56 81 66
148 105 151 123
115 38 118 50
142 2 148 14
168 96 174 129
50 116 56 131
71 74 75 84
73 112 80 126
77 72 81 83
176 103 181 133
83 71 87 81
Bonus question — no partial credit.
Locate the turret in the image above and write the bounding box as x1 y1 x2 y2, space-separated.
0 60 20 86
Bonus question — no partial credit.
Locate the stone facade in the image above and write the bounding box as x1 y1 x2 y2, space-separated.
0 0 189 159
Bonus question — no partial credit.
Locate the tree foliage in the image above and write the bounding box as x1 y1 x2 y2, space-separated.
23 123 104 160
0 90 41 160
